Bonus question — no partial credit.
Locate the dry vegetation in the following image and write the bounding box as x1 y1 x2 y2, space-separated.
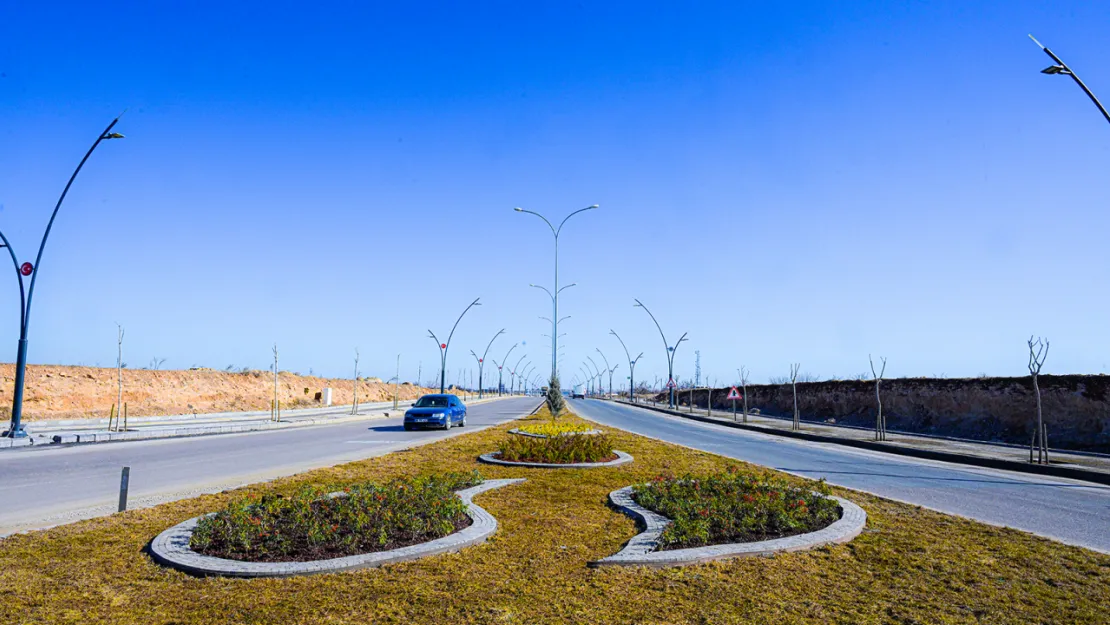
0 364 453 422
1 410 1107 624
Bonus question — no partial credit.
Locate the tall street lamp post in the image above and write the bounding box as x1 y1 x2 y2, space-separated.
1030 35 1110 126
428 298 481 394
610 330 643 403
510 354 527 395
3 116 126 438
634 299 688 409
470 328 504 400
515 204 598 379
493 343 518 396
596 348 619 398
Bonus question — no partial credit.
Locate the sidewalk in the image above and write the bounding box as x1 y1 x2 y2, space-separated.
618 399 1110 485
1 394 511 450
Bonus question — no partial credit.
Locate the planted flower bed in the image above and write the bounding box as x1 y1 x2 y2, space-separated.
631 467 841 549
190 471 483 562
497 432 617 464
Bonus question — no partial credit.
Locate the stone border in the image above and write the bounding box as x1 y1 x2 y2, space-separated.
589 486 866 568
149 478 525 578
478 450 633 469
507 427 603 438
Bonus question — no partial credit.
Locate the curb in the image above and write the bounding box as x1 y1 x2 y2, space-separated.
149 478 525 578
477 450 633 469
589 486 866 567
618 401 1110 486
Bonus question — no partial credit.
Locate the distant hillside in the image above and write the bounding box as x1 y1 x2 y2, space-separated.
658 375 1110 453
0 364 456 422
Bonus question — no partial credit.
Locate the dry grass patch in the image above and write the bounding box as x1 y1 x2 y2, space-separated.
1 411 1107 624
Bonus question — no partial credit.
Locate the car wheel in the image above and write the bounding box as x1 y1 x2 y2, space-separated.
460 416 467 427
403 424 412 431
444 418 451 431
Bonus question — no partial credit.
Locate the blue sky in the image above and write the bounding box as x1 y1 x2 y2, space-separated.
1 1 1109 387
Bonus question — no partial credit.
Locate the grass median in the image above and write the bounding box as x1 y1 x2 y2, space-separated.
1 408 1107 624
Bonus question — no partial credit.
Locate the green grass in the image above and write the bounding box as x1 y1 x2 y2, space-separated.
632 469 841 549
1 411 1108 624
515 421 594 437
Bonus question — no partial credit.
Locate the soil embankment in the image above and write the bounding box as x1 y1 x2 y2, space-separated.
0 364 455 422
658 375 1110 453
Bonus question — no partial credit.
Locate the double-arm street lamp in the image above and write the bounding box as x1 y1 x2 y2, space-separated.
610 330 643 403
1030 35 1110 127
470 328 504 399
3 117 126 438
428 298 481 393
634 299 687 409
510 354 527 395
585 356 602 397
515 204 599 379
596 348 619 398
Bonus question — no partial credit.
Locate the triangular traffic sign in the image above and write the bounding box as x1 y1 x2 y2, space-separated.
666 378 676 389
726 386 742 400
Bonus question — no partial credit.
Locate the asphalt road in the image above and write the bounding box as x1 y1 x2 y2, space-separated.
0 397 539 535
571 399 1110 553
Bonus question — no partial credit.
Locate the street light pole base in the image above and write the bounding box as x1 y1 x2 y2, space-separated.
2 426 28 438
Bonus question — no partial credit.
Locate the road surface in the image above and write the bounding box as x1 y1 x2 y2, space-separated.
0 397 539 535
571 399 1110 553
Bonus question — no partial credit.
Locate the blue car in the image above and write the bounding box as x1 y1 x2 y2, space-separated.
403 394 467 431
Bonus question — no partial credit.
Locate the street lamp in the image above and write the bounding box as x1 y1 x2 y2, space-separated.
1030 35 1110 126
492 343 518 396
610 330 643 403
596 348 620 398
3 116 126 438
585 357 603 398
428 297 481 393
510 354 527 395
470 328 504 400
634 299 688 409
516 203 599 379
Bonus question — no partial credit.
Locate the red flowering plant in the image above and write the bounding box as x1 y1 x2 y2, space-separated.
190 471 482 562
631 467 839 549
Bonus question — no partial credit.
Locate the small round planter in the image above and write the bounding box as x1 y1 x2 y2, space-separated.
477 450 633 469
149 478 525 578
589 486 866 568
507 427 603 438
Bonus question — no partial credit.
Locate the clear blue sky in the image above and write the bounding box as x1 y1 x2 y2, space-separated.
2 1 1108 387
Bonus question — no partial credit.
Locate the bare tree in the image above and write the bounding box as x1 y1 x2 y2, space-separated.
1028 336 1050 465
149 357 166 370
870 354 887 441
789 363 801 430
113 324 124 432
737 366 750 423
351 348 360 415
271 344 280 422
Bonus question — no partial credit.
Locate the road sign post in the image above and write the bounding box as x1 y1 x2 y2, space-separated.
726 387 742 422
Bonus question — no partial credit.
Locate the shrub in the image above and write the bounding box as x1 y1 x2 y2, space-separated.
190 471 483 562
517 421 594 437
545 375 566 417
497 432 615 464
632 467 840 549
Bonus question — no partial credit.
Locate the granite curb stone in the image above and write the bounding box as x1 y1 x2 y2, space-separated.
149 478 525 578
589 486 866 567
477 450 633 469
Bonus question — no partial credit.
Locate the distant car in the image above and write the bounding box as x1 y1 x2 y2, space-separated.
404 394 467 431
571 392 585 399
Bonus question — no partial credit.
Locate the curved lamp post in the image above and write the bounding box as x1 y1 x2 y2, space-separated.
610 330 643 403
516 361 533 395
3 116 125 438
428 297 481 393
1030 35 1110 126
493 343 518 396
579 367 591 396
530 282 575 379
516 204 598 379
596 348 620 398
470 328 504 399
634 299 688 409
585 357 602 397
510 354 527 395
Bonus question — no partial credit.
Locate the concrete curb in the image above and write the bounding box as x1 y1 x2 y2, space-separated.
506 428 603 438
0 437 33 449
477 450 633 469
149 478 525 578
618 401 1110 487
589 486 866 568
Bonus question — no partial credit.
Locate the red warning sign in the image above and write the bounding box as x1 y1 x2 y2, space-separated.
726 387 742 400
666 378 676 389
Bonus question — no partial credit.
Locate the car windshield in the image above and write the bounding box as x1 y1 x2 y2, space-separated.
414 396 449 408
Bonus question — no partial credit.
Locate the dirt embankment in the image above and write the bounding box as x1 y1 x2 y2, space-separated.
658 375 1110 453
0 364 461 422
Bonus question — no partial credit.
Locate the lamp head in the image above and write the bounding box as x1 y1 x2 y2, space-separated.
513 207 524 212
589 204 599 208
103 132 125 140
1041 65 1070 75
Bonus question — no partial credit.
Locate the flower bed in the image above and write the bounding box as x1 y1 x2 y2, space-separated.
495 432 617 464
190 471 483 562
631 467 840 550
515 421 596 437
